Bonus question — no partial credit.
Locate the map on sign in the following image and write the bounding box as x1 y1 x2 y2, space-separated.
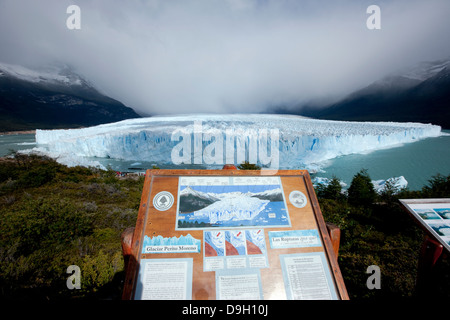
122 169 348 301
175 176 291 230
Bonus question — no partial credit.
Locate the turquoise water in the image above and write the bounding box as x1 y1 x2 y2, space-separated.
311 131 450 190
0 134 36 156
1 131 449 191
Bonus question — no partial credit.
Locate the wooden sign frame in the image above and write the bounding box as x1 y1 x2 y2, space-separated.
122 169 348 300
400 198 450 253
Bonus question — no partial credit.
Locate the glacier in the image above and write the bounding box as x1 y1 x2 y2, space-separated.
313 176 408 194
33 114 442 171
194 195 270 224
372 176 408 193
142 234 200 247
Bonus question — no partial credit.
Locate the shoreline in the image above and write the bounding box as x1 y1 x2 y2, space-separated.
0 130 36 136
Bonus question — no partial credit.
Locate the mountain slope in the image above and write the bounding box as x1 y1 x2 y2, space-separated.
178 186 220 213
299 58 450 129
250 188 284 202
0 62 141 131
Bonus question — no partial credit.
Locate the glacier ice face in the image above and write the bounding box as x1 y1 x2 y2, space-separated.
142 234 200 247
194 195 269 224
313 175 408 194
19 146 107 170
34 114 442 170
372 176 408 193
312 177 347 188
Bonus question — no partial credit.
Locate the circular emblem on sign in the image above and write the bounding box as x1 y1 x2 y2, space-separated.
153 191 174 211
289 190 308 208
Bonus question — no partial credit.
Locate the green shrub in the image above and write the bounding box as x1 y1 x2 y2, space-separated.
237 161 261 170
0 197 93 256
347 169 377 207
421 174 450 197
316 176 344 201
79 250 123 293
18 165 56 188
0 154 143 299
2 153 449 300
317 171 450 299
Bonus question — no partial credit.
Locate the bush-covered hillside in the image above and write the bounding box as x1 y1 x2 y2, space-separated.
316 170 450 299
0 156 449 300
0 154 144 300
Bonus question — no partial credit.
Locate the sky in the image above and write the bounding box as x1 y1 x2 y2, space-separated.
1 0 450 115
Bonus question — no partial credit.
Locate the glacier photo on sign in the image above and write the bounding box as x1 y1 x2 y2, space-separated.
176 182 290 229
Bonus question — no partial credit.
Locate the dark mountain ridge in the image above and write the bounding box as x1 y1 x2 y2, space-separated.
0 63 141 131
276 58 450 129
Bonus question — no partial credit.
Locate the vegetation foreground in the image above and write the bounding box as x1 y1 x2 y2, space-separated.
0 155 449 300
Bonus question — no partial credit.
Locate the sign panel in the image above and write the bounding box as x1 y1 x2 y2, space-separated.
122 169 348 300
176 176 291 229
280 252 338 300
269 229 322 249
203 229 269 272
400 198 450 252
134 258 193 300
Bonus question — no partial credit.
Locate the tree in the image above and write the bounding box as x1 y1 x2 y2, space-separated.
379 178 400 204
237 161 261 170
422 174 450 198
316 176 343 200
348 169 376 207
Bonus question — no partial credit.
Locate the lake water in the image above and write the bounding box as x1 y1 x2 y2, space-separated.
0 134 36 156
1 130 449 191
311 131 450 190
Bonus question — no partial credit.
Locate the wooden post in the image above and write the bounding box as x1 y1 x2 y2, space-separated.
416 235 443 295
222 164 237 170
326 223 341 259
121 227 135 272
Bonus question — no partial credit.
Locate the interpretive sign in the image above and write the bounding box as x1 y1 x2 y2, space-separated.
176 176 290 229
122 169 348 300
400 198 450 252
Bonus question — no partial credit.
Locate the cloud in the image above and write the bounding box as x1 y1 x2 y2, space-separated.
1 0 450 114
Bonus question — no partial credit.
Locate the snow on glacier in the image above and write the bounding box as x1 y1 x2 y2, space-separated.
142 234 200 247
372 176 408 193
34 114 442 170
194 195 270 224
313 175 408 194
